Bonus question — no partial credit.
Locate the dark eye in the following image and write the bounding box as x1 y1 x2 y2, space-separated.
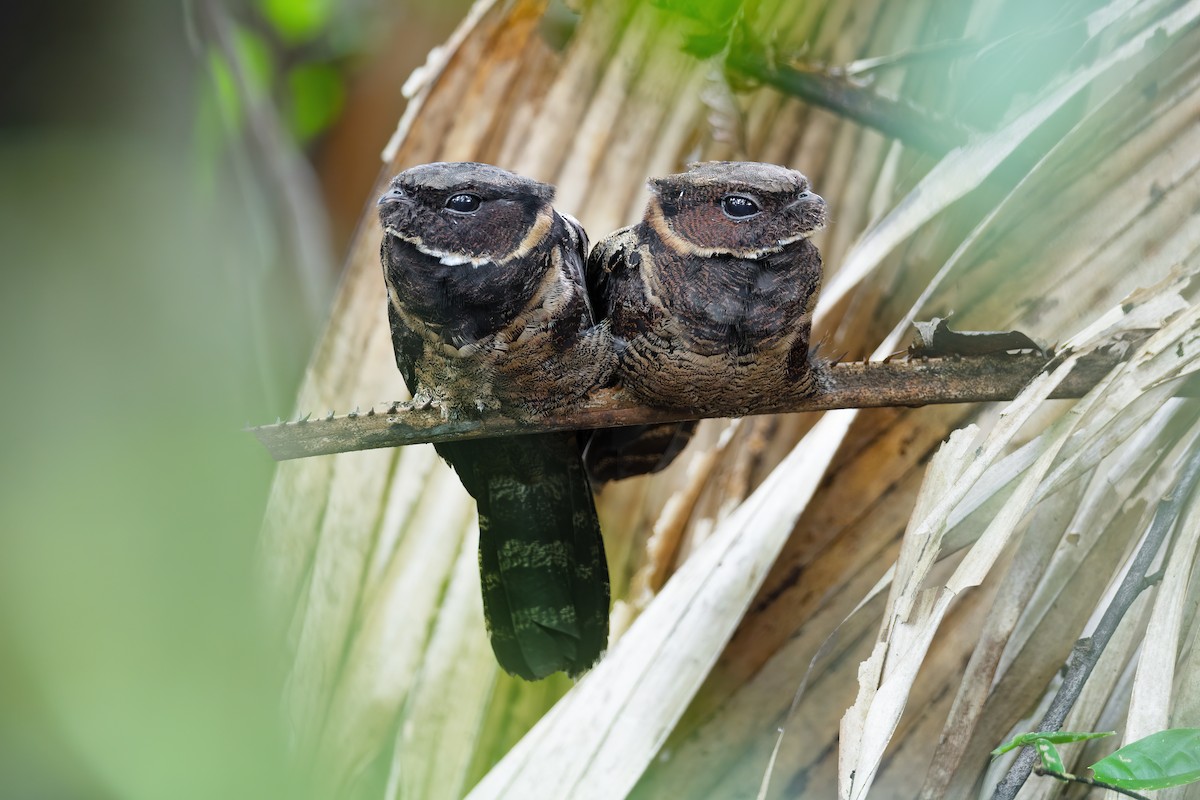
720 194 760 219
445 193 482 213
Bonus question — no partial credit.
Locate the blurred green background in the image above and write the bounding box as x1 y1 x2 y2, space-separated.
0 1 466 797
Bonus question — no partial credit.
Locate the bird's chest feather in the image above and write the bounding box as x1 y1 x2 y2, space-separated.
616 246 821 412
386 243 544 346
657 254 806 354
390 249 596 414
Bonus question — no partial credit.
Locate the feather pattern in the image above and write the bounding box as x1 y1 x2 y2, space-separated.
379 162 613 679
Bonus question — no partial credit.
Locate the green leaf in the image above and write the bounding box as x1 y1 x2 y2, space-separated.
199 28 272 137
1090 728 1200 790
192 27 275 191
286 64 344 142
991 730 1115 757
1034 739 1065 773
205 50 241 130
259 0 335 44
232 27 273 103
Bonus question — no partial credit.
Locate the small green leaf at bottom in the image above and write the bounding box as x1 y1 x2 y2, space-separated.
1090 728 1200 790
1035 739 1065 773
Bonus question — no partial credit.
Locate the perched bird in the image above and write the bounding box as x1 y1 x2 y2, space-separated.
378 162 613 680
583 161 826 481
589 160 827 418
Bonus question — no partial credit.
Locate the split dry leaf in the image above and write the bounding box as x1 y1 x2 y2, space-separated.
254 0 1200 797
465 411 858 800
839 357 1080 799
1126 462 1200 743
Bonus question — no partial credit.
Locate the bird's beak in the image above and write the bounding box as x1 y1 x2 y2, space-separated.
378 187 406 206
789 191 827 231
794 191 824 207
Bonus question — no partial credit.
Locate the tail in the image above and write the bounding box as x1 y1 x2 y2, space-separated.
583 421 698 484
437 433 610 680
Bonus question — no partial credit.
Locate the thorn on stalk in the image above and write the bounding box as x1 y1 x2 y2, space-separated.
248 332 1137 462
325 410 335 421
1142 568 1166 589
810 333 833 359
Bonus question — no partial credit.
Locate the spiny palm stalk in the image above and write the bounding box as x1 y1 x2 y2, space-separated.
258 0 1200 797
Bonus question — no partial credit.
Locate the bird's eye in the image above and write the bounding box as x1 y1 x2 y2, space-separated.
445 193 482 213
720 194 760 219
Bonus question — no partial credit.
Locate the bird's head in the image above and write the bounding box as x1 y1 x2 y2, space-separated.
646 161 826 259
378 162 556 267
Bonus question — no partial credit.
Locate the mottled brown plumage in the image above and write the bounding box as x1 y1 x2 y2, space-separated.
590 161 827 416
379 162 612 418
581 162 825 483
378 162 613 680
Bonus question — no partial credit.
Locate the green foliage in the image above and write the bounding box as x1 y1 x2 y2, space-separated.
651 0 744 58
994 729 1200 792
259 0 336 44
206 51 241 130
287 63 344 142
196 2 350 163
1089 729 1200 791
991 730 1115 758
198 27 273 143
1033 738 1065 774
232 27 274 102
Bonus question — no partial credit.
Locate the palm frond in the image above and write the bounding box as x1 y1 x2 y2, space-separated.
258 0 1200 797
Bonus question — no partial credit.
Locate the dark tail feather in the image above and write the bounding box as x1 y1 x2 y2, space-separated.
583 421 698 484
439 433 609 680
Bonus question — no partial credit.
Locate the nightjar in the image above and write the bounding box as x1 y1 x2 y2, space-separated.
378 162 613 680
584 161 826 480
